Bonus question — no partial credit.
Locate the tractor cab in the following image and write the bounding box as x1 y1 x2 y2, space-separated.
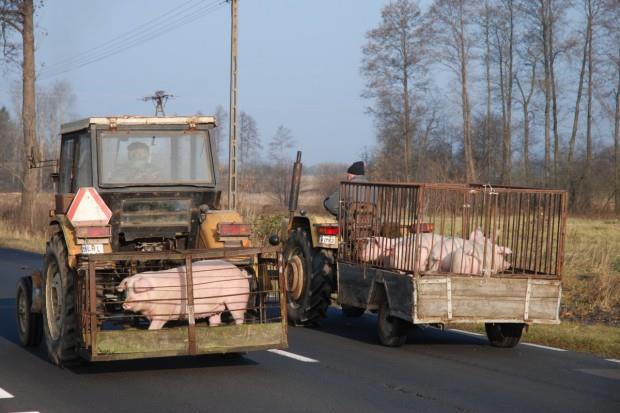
52 116 243 253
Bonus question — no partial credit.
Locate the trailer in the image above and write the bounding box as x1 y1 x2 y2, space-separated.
335 181 567 347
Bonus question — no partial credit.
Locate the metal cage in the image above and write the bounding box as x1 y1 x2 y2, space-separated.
338 182 567 279
74 246 287 361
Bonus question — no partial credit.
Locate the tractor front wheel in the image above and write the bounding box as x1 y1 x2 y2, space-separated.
284 228 331 326
42 233 79 365
16 277 43 347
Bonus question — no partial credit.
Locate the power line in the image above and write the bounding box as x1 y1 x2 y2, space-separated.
40 0 205 73
39 0 227 79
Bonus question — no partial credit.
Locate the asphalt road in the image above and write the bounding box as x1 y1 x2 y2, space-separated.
0 247 618 413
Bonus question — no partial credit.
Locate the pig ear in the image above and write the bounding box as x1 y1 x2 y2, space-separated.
116 279 128 292
469 228 484 242
133 276 153 294
496 246 513 255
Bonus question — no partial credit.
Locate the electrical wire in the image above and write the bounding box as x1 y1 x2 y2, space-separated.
39 0 227 79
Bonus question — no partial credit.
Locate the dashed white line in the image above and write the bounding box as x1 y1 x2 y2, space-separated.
0 387 14 399
606 358 620 364
267 349 319 363
450 329 484 337
522 343 567 352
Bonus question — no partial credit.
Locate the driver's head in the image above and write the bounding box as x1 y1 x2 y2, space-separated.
127 142 149 167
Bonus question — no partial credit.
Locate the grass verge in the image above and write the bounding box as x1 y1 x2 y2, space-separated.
0 221 45 254
449 322 620 359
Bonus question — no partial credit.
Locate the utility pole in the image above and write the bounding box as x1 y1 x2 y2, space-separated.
142 90 174 116
228 0 238 210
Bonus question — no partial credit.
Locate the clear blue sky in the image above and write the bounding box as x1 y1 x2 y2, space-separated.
1 0 401 165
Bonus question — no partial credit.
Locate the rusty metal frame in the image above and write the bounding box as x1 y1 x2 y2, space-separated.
338 181 568 280
79 245 285 361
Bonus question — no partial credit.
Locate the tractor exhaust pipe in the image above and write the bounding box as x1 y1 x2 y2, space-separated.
288 151 303 229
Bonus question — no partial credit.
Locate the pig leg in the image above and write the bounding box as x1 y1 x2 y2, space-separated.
209 313 222 326
230 309 246 325
148 319 167 330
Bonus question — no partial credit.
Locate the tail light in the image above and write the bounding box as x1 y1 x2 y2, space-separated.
75 226 112 238
217 223 252 237
316 226 339 236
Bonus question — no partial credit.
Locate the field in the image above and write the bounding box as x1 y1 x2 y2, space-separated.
0 191 618 356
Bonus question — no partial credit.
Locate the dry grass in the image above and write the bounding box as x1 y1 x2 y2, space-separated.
450 322 620 359
561 218 620 325
0 192 50 253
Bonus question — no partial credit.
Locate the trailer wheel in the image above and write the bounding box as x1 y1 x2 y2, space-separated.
43 233 79 365
16 277 43 347
485 323 524 348
284 228 331 326
341 305 365 317
377 301 409 347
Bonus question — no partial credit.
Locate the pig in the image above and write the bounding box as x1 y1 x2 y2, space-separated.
116 259 250 330
359 234 436 272
357 236 397 263
427 228 501 273
449 240 513 275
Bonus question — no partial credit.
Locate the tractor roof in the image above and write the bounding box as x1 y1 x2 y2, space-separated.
61 116 217 135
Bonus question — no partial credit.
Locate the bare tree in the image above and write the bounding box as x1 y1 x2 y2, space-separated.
361 0 426 181
514 48 537 184
427 0 477 182
491 0 515 184
0 0 38 228
267 125 295 206
238 111 261 193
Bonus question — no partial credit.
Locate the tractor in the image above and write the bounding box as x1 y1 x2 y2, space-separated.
16 116 287 365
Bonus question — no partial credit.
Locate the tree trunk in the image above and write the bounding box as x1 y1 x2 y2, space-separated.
484 1 492 181
541 1 552 185
18 0 37 230
459 3 476 182
549 14 560 183
567 17 590 164
402 31 411 182
614 55 620 215
583 0 594 211
505 0 514 184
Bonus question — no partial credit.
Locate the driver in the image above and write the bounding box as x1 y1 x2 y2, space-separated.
115 141 161 181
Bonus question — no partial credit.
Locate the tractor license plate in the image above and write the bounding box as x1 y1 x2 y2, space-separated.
81 244 104 255
319 235 337 245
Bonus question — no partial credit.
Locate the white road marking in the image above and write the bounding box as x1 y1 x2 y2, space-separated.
0 387 14 398
267 349 319 363
450 329 484 337
522 343 567 352
606 359 620 364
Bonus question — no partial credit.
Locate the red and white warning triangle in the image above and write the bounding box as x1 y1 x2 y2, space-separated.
67 187 112 227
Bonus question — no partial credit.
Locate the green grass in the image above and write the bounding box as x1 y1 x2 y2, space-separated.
450 322 620 359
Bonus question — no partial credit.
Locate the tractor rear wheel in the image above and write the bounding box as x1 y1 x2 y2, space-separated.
16 277 43 347
42 233 79 365
485 323 524 348
284 228 331 326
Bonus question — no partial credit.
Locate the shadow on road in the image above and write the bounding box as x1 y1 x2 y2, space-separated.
68 353 258 375
307 307 488 347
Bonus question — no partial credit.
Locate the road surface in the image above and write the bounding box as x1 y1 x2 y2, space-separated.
0 248 618 413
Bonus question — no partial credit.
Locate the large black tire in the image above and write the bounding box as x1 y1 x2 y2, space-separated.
341 305 365 318
42 233 79 365
485 323 524 348
284 228 332 326
377 301 409 347
16 277 43 347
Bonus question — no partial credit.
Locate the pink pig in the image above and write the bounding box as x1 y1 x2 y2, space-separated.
449 241 513 275
116 259 250 330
